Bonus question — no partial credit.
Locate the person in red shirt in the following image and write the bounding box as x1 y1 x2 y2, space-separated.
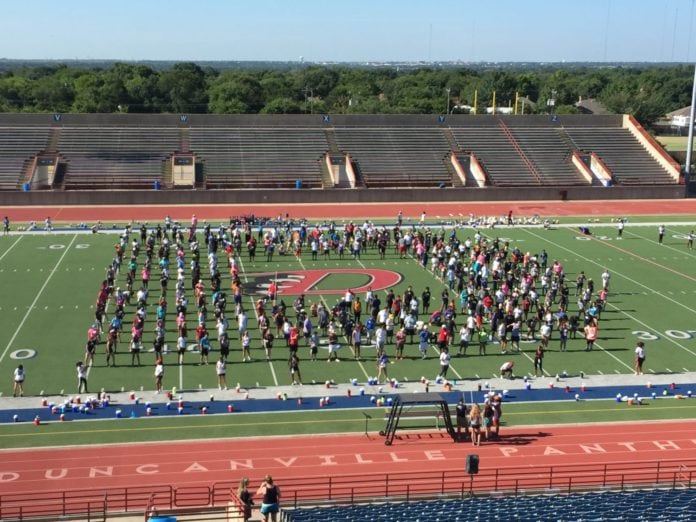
289 326 300 356
437 325 449 350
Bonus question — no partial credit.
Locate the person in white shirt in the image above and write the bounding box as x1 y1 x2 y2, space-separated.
375 325 386 356
154 359 164 393
634 341 646 375
216 357 227 389
237 311 248 340
76 362 88 393
438 347 451 379
13 365 25 397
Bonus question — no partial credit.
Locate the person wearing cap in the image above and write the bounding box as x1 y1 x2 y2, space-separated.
154 359 164 393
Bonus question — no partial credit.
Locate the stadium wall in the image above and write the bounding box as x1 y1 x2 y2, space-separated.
0 185 683 207
0 113 624 128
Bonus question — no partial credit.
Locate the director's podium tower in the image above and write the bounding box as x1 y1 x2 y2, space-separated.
381 392 457 445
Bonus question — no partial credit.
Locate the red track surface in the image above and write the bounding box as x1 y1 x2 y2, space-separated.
2 420 696 494
2 199 696 222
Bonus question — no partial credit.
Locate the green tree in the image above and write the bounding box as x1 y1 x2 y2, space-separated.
157 62 208 113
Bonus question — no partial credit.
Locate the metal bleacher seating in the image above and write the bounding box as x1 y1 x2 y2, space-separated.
450 126 540 186
508 127 589 185
282 488 696 522
190 127 327 189
564 127 674 185
334 127 452 187
0 126 49 190
59 126 179 189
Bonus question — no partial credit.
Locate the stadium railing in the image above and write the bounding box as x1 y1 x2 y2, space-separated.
0 459 693 520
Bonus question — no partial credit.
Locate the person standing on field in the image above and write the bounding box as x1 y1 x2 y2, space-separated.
216 356 227 390
634 341 646 375
12 364 25 397
76 362 88 393
154 359 164 393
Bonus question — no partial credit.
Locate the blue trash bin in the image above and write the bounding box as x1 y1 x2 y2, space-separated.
154 180 161 190
148 517 176 522
295 179 302 189
22 183 30 192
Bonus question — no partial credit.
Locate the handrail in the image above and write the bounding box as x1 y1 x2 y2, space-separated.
0 459 694 520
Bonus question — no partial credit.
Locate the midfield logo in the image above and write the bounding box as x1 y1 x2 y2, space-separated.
245 269 402 296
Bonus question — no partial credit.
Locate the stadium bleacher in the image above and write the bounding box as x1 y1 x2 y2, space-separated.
189 127 327 189
564 127 675 185
0 113 681 193
508 127 589 185
58 126 180 189
281 488 696 522
334 127 452 187
0 126 50 190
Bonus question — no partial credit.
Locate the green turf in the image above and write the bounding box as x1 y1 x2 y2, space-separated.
2 222 696 398
1 220 696 454
0 398 694 449
656 135 694 152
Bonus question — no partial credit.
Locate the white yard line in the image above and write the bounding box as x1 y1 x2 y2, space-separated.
0 234 77 364
593 341 635 372
238 255 279 386
626 227 696 260
297 257 371 380
523 227 696 359
523 228 696 315
0 236 22 263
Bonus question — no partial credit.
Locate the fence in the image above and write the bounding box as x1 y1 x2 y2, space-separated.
0 459 693 520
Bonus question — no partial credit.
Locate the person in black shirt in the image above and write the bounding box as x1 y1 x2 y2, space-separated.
456 397 470 441
422 287 431 315
256 475 281 522
237 477 254 522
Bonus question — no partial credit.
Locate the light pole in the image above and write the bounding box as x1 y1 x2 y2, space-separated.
684 64 696 196
546 89 557 115
445 87 451 115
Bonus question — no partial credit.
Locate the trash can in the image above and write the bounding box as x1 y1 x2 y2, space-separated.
148 517 176 522
154 180 161 190
295 179 302 189
22 183 30 192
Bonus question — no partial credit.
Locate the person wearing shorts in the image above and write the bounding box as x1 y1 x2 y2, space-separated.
177 334 187 365
13 364 25 397
84 339 97 367
216 356 227 390
154 359 164 393
289 353 302 385
130 336 141 366
634 341 646 375
256 475 281 522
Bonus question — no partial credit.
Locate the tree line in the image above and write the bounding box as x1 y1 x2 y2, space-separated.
0 62 692 125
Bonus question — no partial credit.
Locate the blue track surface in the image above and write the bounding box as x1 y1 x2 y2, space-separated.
2 382 694 424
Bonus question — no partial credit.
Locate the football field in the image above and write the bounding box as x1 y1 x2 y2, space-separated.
1 218 696 400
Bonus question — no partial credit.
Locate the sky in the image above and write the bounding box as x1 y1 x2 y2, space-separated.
1 0 696 63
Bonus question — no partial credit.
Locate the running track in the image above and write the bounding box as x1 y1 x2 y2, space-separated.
2 199 696 222
2 420 696 495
